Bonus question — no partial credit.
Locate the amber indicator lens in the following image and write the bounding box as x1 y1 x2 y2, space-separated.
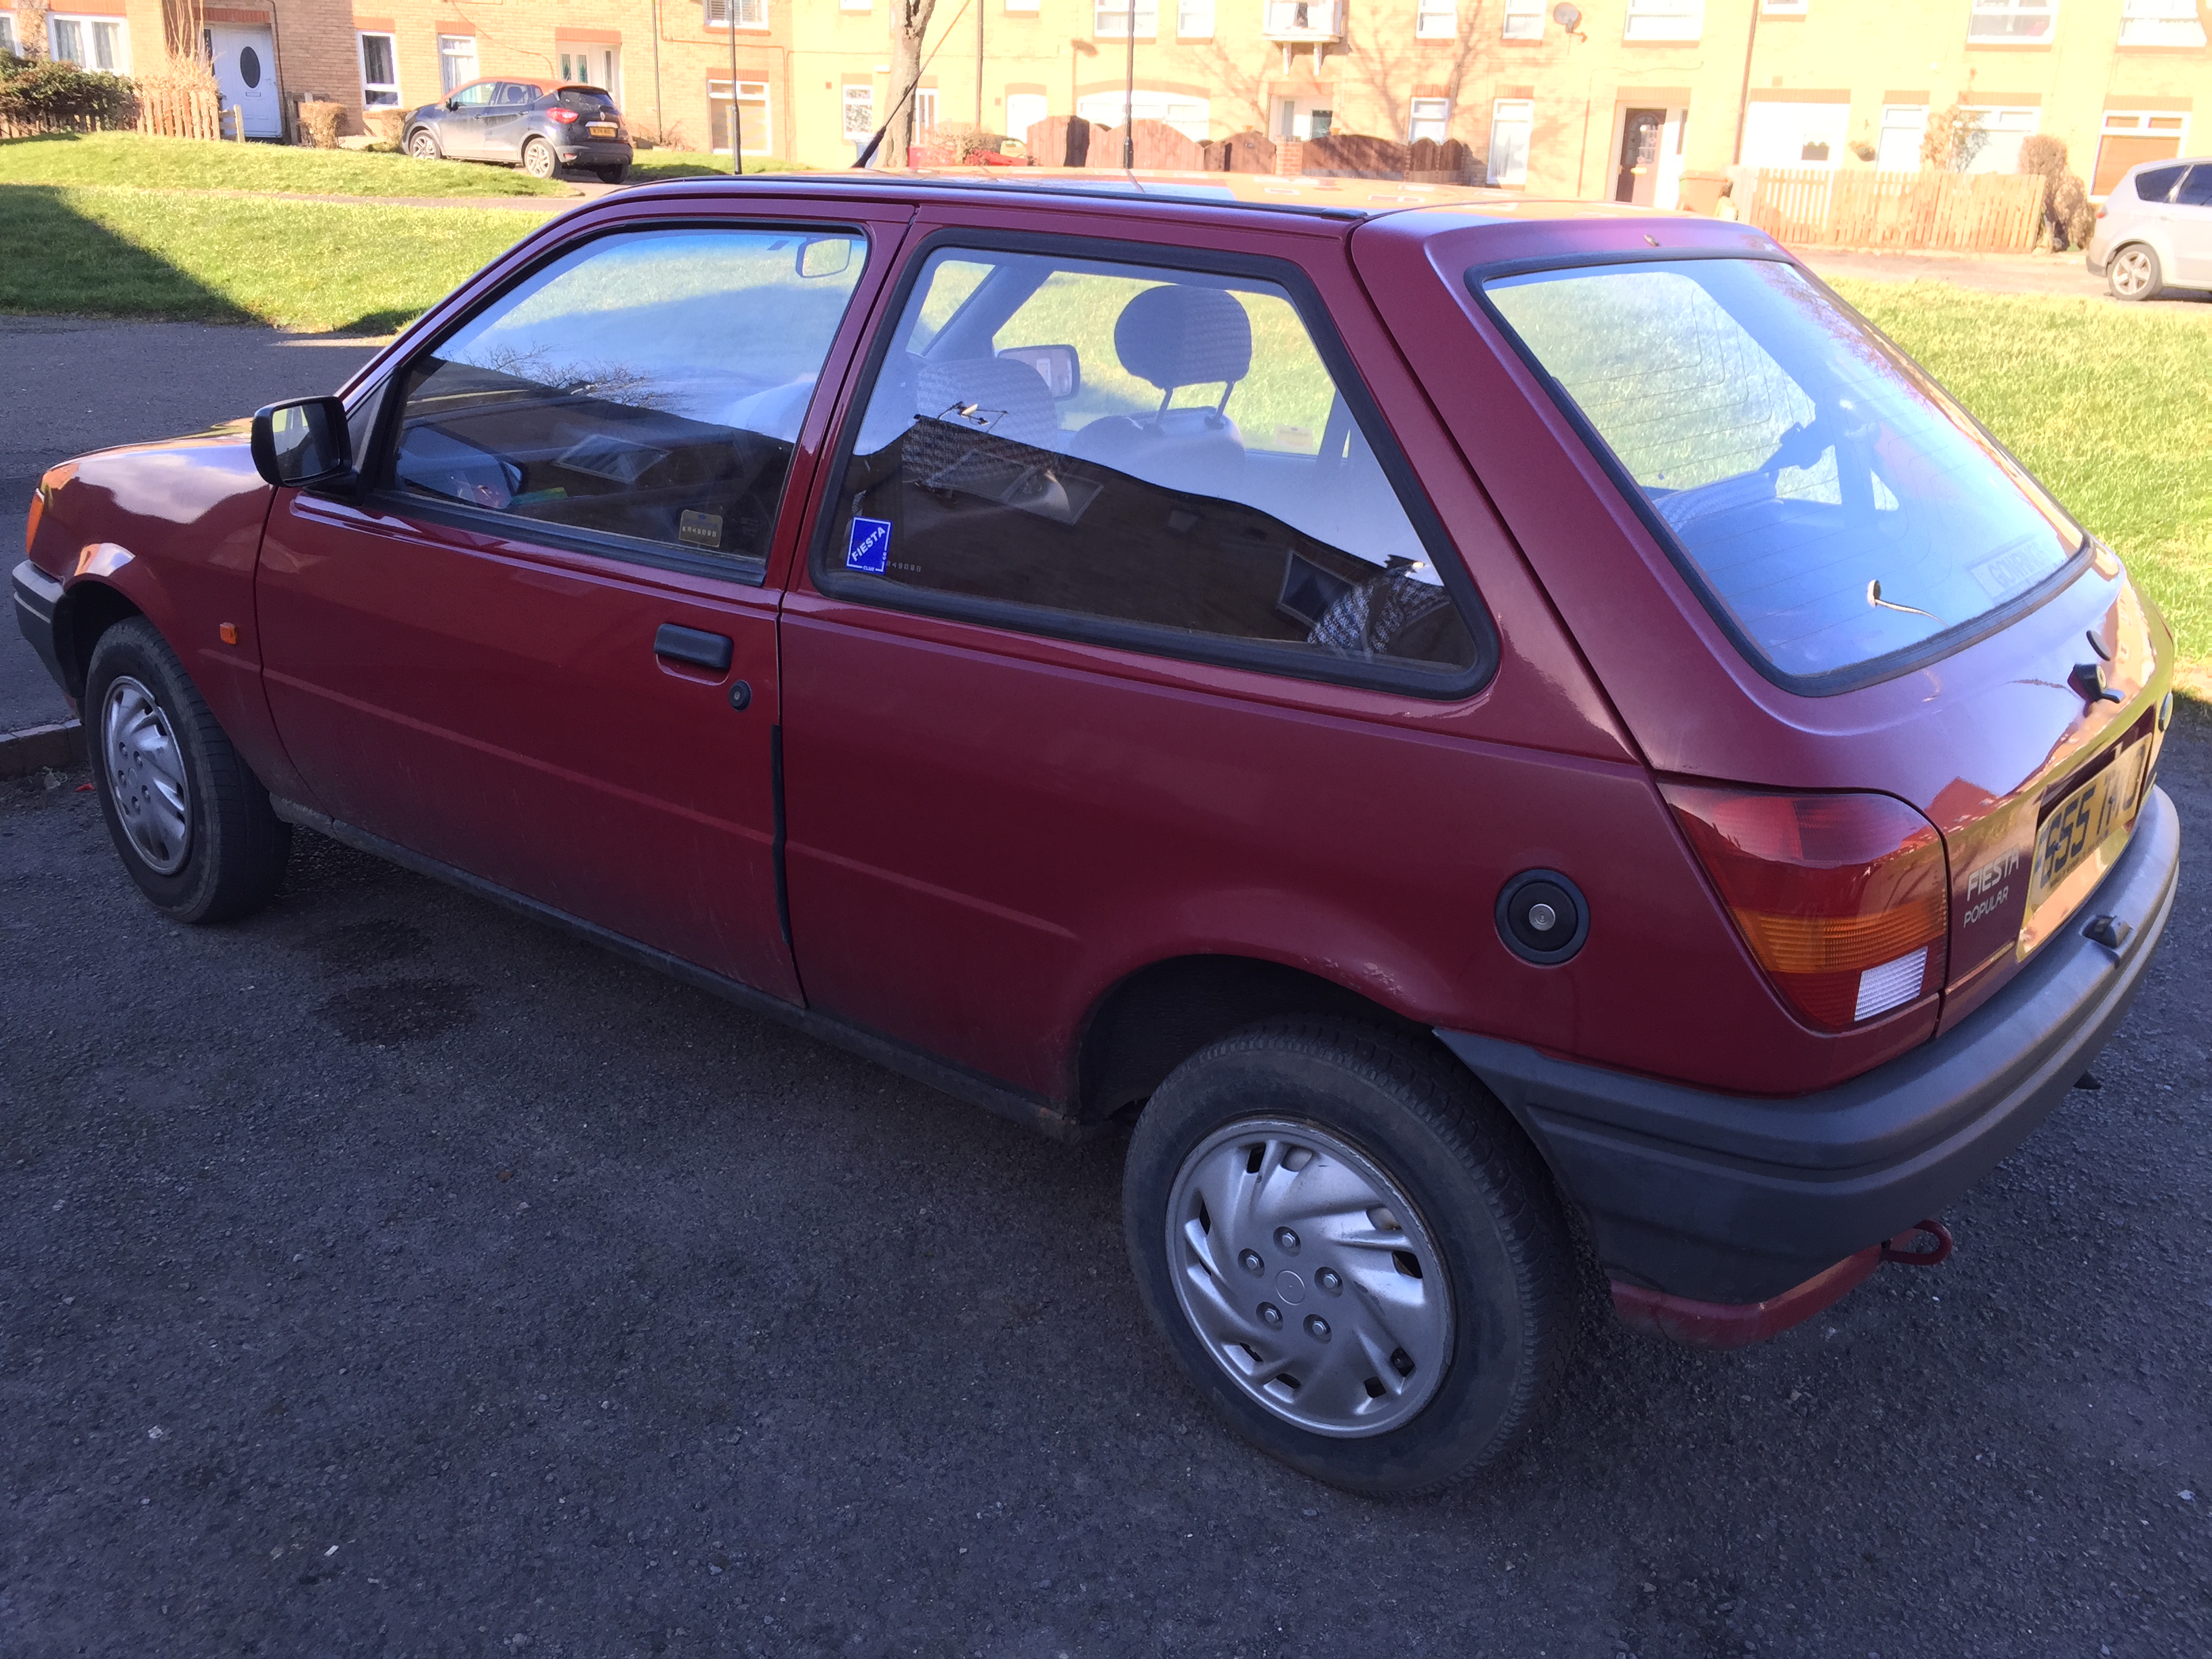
1664 784 1949 1031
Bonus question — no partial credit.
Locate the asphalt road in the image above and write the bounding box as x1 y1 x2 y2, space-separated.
0 319 383 733
2 726 2209 1655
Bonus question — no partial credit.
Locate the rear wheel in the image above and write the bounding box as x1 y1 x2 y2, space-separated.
1123 1019 1573 1497
86 617 290 924
406 127 440 162
594 163 629 184
2108 243 2163 302
523 138 559 180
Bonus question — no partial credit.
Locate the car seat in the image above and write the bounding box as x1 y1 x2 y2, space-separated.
1073 285 1250 497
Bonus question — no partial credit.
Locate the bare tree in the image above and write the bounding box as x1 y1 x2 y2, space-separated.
1185 35 1274 136
1340 2 1492 142
879 0 939 167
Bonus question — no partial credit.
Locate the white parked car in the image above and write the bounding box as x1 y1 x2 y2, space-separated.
2085 155 2212 302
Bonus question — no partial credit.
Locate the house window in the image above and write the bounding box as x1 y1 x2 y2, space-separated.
1962 105 2039 171
1408 98 1450 143
1966 0 2057 42
1177 0 1214 34
2094 109 2190 192
2118 0 2206 44
1624 0 1702 41
705 0 768 27
1761 0 1808 14
438 35 478 95
708 79 771 153
0 14 18 54
1004 90 1049 138
1488 98 1532 184
1415 0 1456 37
1502 1 1544 37
841 0 870 10
557 47 620 99
1095 1 1157 35
1005 0 1040 12
914 87 938 133
1876 104 1927 170
48 15 129 73
359 33 399 106
842 83 876 138
1076 89 1210 139
1742 102 1850 167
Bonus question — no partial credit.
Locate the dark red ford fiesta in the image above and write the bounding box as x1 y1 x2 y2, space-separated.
14 171 2179 1494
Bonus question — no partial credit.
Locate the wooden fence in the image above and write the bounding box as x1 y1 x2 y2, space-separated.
1748 167 2048 253
137 87 224 141
0 110 126 138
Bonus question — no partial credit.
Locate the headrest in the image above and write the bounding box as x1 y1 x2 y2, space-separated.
1114 285 1252 394
915 356 1059 450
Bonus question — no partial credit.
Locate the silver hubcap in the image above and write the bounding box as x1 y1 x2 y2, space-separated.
102 675 190 874
2114 251 2150 295
411 135 434 159
527 144 554 177
1166 1118 1453 1437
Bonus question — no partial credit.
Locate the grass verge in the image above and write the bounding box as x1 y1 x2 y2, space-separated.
0 186 550 332
625 151 811 183
1833 279 2212 695
0 131 567 197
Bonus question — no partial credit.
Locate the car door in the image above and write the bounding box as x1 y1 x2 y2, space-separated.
436 81 495 158
775 206 1637 1099
479 82 536 162
2170 163 2212 284
256 206 907 1002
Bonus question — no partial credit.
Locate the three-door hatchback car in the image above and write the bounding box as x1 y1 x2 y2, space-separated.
14 171 2179 1495
405 77 632 182
2087 154 2212 302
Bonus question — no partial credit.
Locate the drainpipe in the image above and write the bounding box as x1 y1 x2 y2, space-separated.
975 0 983 129
651 0 663 145
1122 0 1134 167
1732 0 1759 164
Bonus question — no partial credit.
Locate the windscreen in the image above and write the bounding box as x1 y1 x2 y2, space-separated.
1483 258 2083 682
556 88 617 117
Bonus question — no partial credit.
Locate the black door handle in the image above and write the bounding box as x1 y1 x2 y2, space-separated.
653 623 733 672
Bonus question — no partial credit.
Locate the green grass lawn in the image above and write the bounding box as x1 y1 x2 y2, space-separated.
0 131 567 197
625 151 809 182
0 186 550 333
1832 280 2212 693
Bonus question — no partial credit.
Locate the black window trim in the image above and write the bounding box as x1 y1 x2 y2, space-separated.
807 225 1501 701
347 215 880 590
1465 247 2093 699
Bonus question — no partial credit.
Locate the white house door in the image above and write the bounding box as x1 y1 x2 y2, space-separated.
206 26 281 138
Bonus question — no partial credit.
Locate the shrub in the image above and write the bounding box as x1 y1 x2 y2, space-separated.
363 106 405 144
297 98 343 148
2018 134 2095 251
0 57 136 126
1921 103 1986 173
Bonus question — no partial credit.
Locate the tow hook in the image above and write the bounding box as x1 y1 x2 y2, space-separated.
1881 1218 1954 1267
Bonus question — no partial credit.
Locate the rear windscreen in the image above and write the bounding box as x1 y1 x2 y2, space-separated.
1481 258 2083 684
557 89 617 115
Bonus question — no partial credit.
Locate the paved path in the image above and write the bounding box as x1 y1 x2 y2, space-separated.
1803 246 2212 308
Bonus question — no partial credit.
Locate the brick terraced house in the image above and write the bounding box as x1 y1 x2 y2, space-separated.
5 0 2206 196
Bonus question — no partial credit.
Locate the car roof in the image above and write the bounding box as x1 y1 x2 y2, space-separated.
624 165 1692 228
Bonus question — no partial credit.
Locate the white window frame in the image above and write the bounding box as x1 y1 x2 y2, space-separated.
1761 0 1808 14
840 0 871 10
1004 0 1040 12
841 83 876 137
48 14 131 73
1875 103 1927 170
1966 0 2058 43
708 79 771 154
1408 97 1451 144
0 14 18 54
1624 0 1704 43
1176 0 1214 34
1961 104 2040 172
1488 97 1532 185
914 86 939 134
1075 88 1210 138
705 0 769 29
358 31 400 106
2118 0 2207 45
1415 0 1456 37
2102 108 2191 142
1094 1 1158 36
1502 0 1544 37
438 35 478 96
1003 91 1048 138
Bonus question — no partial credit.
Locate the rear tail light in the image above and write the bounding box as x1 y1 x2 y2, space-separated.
2095 204 2107 219
1664 784 1949 1032
549 108 579 124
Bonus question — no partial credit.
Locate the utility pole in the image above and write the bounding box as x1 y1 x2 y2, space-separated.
1122 0 1134 167
975 0 983 130
727 1 742 173
1732 0 1760 165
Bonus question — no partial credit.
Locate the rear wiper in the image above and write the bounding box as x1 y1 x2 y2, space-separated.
1867 579 1942 623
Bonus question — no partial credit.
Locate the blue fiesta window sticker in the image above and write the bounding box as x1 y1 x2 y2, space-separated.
846 515 892 574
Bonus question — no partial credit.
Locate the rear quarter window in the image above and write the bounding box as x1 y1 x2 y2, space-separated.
2132 164 2187 203
1479 256 2085 689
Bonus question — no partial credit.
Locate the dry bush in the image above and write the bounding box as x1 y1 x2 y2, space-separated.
296 98 342 148
363 106 404 144
2018 134 2095 251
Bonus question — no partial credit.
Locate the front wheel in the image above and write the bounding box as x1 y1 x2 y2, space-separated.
522 138 559 180
86 617 291 924
1123 1019 1573 1497
2108 243 2163 302
594 163 629 184
406 128 440 162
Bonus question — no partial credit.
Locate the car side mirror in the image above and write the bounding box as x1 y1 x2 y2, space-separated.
251 396 354 491
795 237 855 279
445 98 461 111
998 343 1082 400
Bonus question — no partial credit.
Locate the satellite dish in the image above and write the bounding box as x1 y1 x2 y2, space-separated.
1552 3 1582 26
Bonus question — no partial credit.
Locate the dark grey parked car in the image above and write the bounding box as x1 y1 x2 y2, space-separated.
405 77 632 183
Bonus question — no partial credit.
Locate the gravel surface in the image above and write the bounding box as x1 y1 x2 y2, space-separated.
3 715 2208 1658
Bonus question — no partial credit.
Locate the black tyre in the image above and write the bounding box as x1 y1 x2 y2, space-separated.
85 617 291 924
523 138 560 180
406 128 441 162
2108 243 2163 302
1124 1018 1572 1497
594 163 629 184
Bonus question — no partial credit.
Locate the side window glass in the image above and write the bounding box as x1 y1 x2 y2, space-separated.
819 247 1481 682
2175 165 2212 209
388 227 865 569
451 83 493 108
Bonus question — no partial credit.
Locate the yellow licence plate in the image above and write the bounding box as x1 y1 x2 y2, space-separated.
2019 741 2150 953
588 123 617 138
